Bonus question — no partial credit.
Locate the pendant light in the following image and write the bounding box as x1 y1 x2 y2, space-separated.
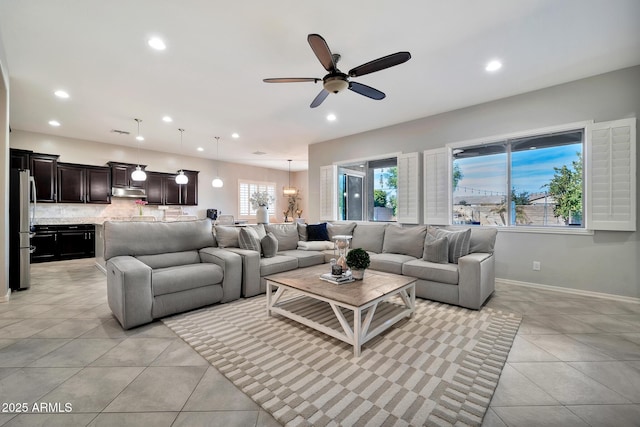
131 118 147 182
283 159 297 195
211 136 224 188
175 128 189 185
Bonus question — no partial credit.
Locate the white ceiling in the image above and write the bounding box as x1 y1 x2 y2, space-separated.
1 0 639 171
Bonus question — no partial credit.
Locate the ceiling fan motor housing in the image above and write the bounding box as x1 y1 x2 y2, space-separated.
323 73 349 93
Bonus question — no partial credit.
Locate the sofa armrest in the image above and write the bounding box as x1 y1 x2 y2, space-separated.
223 248 262 297
199 247 243 303
106 256 153 329
457 252 495 310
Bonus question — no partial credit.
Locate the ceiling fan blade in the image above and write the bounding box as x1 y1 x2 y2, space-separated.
348 52 411 77
307 34 336 72
310 89 330 108
263 78 320 83
348 81 386 100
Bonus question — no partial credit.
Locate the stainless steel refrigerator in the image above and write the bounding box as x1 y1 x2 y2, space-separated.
9 169 36 290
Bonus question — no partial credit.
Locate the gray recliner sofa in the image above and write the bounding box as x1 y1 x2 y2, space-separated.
104 219 242 329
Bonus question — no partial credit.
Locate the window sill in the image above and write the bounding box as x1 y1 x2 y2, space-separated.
496 226 594 236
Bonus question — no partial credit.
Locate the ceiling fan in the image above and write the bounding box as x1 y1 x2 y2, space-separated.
263 34 411 108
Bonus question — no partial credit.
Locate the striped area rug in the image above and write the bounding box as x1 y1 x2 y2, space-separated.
163 295 521 426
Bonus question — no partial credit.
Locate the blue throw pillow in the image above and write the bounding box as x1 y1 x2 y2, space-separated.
307 223 329 241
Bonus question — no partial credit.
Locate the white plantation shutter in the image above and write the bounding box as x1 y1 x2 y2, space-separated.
319 165 338 221
424 147 452 225
397 152 420 224
238 180 276 218
586 118 636 231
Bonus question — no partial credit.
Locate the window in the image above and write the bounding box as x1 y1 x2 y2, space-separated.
452 130 584 227
238 180 276 219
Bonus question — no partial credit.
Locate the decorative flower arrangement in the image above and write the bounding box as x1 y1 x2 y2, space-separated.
135 199 148 215
249 191 274 209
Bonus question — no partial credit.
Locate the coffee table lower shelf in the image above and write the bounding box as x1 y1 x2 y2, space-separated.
266 281 415 357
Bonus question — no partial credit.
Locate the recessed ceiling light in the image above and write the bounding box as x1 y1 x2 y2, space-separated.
485 60 502 72
54 90 69 99
252 151 267 155
162 116 173 123
148 37 166 51
136 135 144 141
48 120 61 127
327 113 337 121
197 147 204 152
231 133 239 139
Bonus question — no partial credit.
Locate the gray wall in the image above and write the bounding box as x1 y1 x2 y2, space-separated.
309 66 640 299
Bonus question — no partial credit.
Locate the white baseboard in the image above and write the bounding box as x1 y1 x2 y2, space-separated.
495 278 640 305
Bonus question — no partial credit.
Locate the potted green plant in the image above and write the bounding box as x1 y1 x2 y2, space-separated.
346 248 370 280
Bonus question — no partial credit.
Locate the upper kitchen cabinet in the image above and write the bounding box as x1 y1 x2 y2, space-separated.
182 170 199 206
30 153 59 202
10 148 32 170
108 161 147 189
57 163 111 204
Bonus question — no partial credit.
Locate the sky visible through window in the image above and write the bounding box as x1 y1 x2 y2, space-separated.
454 144 582 198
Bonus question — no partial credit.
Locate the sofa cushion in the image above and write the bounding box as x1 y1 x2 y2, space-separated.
351 223 387 254
248 224 267 239
104 219 216 260
382 225 427 259
152 263 224 296
469 227 498 254
307 223 329 241
429 227 471 264
261 232 278 258
215 225 240 248
239 227 261 252
260 255 298 276
402 259 459 285
136 250 201 269
265 224 299 251
278 249 325 268
369 253 417 275
423 234 449 264
297 241 335 251
327 222 356 240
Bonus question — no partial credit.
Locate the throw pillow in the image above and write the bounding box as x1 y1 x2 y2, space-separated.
306 223 329 241
351 223 387 254
248 223 267 240
238 227 261 253
327 222 357 240
297 223 308 241
428 227 471 264
264 224 298 251
382 225 427 259
423 233 449 264
214 226 240 248
261 232 278 258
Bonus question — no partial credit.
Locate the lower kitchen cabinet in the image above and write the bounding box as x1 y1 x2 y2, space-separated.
31 224 95 263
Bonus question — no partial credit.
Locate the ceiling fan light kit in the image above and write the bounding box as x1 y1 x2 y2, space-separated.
263 33 411 108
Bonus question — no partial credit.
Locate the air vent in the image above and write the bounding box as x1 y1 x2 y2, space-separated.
252 151 267 155
111 129 131 135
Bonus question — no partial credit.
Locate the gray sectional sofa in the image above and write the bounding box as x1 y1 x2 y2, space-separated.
104 219 242 329
103 218 496 329
213 221 497 310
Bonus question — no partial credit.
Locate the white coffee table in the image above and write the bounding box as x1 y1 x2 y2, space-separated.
265 264 416 357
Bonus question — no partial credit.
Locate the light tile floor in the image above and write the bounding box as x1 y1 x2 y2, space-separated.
0 258 639 426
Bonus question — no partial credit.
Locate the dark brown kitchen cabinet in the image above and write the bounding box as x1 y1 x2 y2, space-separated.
182 170 199 206
31 224 95 263
10 149 31 170
108 161 146 189
86 167 111 203
30 153 59 202
145 172 182 205
57 163 111 204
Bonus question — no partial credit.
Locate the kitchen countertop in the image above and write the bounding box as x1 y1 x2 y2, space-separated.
33 217 154 225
